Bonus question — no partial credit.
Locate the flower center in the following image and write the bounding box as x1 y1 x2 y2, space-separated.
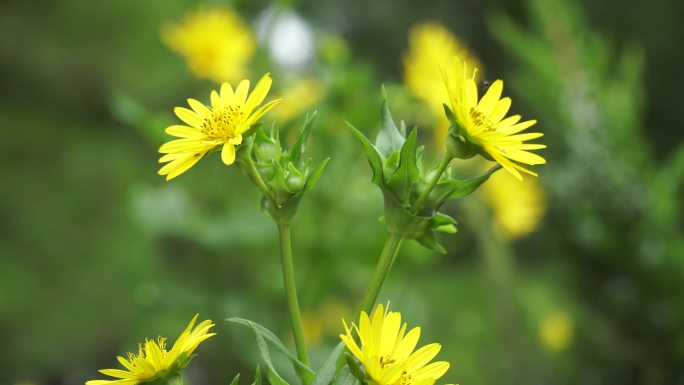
470 107 495 132
379 355 396 369
201 106 244 140
397 370 412 385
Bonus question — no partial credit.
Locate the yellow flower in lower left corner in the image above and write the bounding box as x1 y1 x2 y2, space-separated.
158 74 280 180
86 315 215 385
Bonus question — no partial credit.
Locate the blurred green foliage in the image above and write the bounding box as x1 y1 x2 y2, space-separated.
0 0 682 385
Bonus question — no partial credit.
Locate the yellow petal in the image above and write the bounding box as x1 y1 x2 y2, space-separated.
220 82 235 104
174 107 203 128
234 79 250 106
477 79 503 115
187 98 211 118
221 143 236 165
165 125 203 138
244 73 273 114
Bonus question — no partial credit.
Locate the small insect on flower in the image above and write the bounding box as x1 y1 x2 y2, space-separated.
86 315 215 385
158 73 280 180
442 58 546 180
340 304 450 385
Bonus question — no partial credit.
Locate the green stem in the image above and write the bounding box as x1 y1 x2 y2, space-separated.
410 156 452 214
360 233 404 314
277 222 312 385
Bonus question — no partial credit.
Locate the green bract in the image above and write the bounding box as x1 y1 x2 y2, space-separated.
237 112 329 223
348 98 500 253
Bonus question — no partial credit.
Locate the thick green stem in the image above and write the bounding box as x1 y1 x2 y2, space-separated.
360 233 404 314
410 156 452 214
277 222 312 385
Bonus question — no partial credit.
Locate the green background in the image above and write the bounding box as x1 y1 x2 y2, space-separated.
1 0 683 384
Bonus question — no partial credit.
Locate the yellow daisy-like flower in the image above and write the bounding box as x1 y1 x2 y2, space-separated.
158 73 280 180
442 58 546 180
480 169 547 240
161 6 256 83
340 304 450 385
86 315 215 385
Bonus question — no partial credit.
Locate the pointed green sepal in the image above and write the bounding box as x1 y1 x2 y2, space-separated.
386 128 420 203
375 99 406 157
347 122 384 186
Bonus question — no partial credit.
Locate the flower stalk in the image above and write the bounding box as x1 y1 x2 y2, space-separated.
360 233 404 314
276 221 312 385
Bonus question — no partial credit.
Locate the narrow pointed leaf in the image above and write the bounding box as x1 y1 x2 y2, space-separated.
311 343 345 385
247 322 290 385
332 366 361 385
304 158 330 192
229 374 241 385
227 318 314 375
430 164 502 204
292 111 317 166
347 122 384 185
387 128 420 202
375 100 405 157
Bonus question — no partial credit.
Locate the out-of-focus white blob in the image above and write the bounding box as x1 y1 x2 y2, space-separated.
257 7 315 71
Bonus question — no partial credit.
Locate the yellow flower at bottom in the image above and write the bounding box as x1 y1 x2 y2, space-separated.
86 314 215 385
340 304 450 385
161 6 256 83
442 58 546 180
538 311 574 352
158 73 280 180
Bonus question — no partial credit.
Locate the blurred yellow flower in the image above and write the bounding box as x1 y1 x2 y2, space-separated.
162 7 256 83
158 74 280 180
303 298 351 345
86 315 215 385
272 78 326 123
340 304 450 385
538 311 574 352
481 170 547 239
403 22 481 142
442 58 546 180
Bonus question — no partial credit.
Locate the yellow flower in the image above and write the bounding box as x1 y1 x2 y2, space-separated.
86 315 215 385
480 170 547 239
272 78 326 123
158 74 280 180
340 304 450 385
161 7 256 83
538 311 574 352
442 58 546 180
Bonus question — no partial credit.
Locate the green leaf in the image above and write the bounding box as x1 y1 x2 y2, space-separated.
347 122 384 186
442 103 456 123
229 374 241 385
332 366 360 385
251 365 262 385
247 322 290 385
304 158 330 192
375 100 405 157
416 231 447 254
387 128 420 202
344 353 365 382
291 111 317 167
311 343 345 385
430 164 501 205
227 318 314 375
